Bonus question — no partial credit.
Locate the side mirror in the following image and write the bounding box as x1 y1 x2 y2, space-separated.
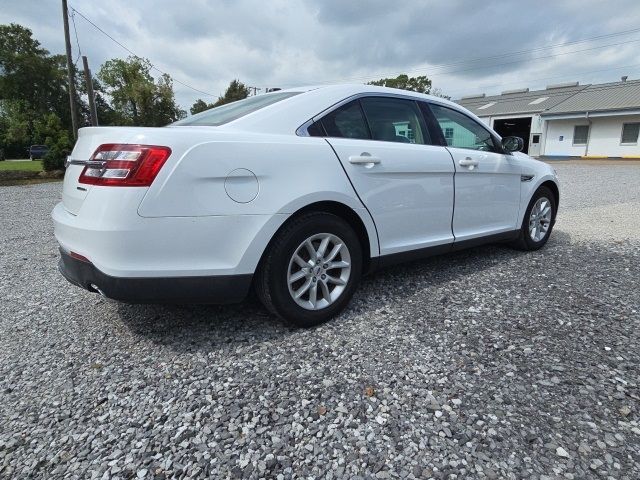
502 136 524 153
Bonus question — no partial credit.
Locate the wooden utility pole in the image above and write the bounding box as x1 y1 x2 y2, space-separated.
82 55 99 126
62 0 79 139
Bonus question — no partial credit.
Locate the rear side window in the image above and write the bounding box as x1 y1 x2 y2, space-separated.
307 121 325 137
172 92 300 126
429 103 497 152
320 101 370 139
360 97 430 144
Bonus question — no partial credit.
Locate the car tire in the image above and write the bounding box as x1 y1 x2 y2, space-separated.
255 212 362 327
512 186 556 251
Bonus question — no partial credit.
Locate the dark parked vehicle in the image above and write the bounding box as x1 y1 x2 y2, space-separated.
29 145 48 160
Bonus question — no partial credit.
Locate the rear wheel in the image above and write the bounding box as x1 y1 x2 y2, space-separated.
512 186 556 250
256 212 362 327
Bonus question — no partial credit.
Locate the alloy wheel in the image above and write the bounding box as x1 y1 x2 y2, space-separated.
529 196 552 242
287 233 351 310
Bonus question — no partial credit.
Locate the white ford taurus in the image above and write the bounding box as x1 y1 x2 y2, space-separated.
53 84 559 326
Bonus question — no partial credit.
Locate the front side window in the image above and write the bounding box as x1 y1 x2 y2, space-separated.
621 123 640 145
320 101 370 139
172 92 300 126
359 97 430 144
429 104 497 151
573 125 589 145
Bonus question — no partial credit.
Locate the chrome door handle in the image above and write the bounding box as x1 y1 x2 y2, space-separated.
349 153 381 165
458 157 479 167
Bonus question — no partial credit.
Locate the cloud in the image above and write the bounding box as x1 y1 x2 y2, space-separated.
2 0 640 108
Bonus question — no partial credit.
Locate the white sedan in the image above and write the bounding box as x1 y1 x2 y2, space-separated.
53 84 559 326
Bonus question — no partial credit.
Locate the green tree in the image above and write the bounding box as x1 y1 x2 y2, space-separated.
88 77 122 126
0 25 80 124
98 56 185 126
0 24 54 110
0 23 82 158
213 79 250 107
34 113 72 171
368 74 433 94
190 98 210 115
430 87 451 100
0 100 31 146
189 80 250 115
152 73 186 124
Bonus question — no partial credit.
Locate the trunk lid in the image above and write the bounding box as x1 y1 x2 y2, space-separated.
62 126 162 215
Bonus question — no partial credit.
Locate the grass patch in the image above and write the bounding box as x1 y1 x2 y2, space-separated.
0 160 43 172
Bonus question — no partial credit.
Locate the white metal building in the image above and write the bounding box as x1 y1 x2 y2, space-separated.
457 78 640 159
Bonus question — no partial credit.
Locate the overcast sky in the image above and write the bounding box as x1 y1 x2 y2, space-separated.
2 0 640 109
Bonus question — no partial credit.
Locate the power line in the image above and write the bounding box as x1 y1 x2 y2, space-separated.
460 82 640 105
435 37 640 80
69 9 82 66
66 7 640 102
296 36 640 88
69 5 217 97
446 63 640 99
414 26 640 73
279 27 640 88
455 79 640 106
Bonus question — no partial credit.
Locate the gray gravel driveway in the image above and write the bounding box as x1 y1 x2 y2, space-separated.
1 162 639 479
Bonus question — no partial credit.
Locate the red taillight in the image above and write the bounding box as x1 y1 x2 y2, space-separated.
79 144 171 187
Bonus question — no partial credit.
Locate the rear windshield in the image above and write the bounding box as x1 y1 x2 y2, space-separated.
172 92 301 127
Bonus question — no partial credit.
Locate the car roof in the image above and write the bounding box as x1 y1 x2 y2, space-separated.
220 84 484 135
279 84 457 105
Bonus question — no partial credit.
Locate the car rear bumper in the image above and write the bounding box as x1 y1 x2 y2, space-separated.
52 201 288 278
58 249 253 304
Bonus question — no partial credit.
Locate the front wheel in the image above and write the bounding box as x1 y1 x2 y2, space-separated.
255 212 362 327
512 186 556 250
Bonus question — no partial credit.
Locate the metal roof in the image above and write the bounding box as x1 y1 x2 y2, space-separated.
542 79 640 115
456 84 588 116
456 79 640 117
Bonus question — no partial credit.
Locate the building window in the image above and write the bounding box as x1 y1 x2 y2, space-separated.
573 125 589 146
621 123 640 145
444 127 454 141
532 134 540 144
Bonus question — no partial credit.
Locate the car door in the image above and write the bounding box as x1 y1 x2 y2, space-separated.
428 103 522 242
316 96 455 256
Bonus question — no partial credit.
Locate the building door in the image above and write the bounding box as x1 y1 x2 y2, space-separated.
528 133 541 156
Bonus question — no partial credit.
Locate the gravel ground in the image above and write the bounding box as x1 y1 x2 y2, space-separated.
1 163 639 479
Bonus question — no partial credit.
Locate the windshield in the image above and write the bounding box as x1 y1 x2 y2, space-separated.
172 92 301 127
